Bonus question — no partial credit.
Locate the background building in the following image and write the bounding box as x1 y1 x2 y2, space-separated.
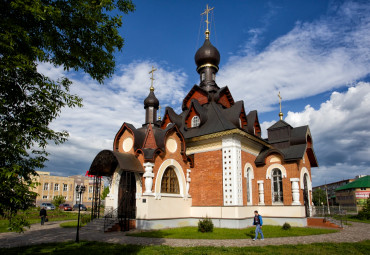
313 178 355 205
32 171 104 207
335 175 370 210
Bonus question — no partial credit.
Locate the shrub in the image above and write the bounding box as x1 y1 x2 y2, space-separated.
282 222 291 230
8 215 31 233
80 214 92 225
198 216 214 233
356 198 370 220
52 195 66 208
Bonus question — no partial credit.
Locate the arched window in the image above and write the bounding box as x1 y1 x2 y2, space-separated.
191 116 200 127
161 167 179 194
166 122 172 127
212 72 215 81
246 168 252 203
201 72 205 81
272 169 283 203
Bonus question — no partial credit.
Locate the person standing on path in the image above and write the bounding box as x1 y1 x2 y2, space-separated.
40 207 47 225
253 210 264 241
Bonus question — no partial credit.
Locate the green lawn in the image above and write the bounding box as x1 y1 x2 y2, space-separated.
127 226 338 239
1 241 369 254
59 221 87 228
331 215 370 224
0 208 79 233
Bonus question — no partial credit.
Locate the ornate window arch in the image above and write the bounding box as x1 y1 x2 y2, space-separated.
244 163 254 204
271 168 284 203
161 167 179 194
266 163 287 179
191 116 200 127
300 167 312 190
155 159 186 197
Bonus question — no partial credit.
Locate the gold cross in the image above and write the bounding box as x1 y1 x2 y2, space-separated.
201 4 214 39
149 66 157 90
278 91 284 120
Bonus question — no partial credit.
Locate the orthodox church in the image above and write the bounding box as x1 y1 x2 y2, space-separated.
89 6 318 230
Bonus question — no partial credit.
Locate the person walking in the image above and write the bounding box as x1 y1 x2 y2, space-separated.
253 210 264 240
40 207 47 225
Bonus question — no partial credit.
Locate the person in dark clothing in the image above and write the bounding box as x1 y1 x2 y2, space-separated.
252 210 264 240
40 207 47 225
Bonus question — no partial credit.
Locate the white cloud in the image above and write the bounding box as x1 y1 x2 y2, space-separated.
218 1 370 112
43 61 187 176
261 82 370 185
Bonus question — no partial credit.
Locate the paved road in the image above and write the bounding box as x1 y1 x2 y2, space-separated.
0 220 369 248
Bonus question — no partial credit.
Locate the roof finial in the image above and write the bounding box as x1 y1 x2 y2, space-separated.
149 66 157 91
201 4 214 40
278 91 283 120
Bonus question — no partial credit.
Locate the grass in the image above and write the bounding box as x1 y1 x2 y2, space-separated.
127 226 338 239
59 221 88 228
0 240 369 254
0 208 80 233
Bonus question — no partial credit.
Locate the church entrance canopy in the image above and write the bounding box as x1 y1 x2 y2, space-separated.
89 150 144 176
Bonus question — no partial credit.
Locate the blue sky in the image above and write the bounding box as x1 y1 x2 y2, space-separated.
41 0 370 186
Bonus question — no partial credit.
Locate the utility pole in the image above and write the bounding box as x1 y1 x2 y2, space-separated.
325 183 330 215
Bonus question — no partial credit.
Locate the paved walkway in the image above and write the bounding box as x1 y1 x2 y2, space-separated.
0 221 369 248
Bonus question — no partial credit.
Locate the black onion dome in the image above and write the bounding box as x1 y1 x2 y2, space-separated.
195 39 220 71
144 89 159 109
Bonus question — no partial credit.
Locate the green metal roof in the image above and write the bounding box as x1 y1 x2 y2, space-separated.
336 176 370 191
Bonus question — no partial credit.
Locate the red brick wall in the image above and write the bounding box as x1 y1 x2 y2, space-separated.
185 91 209 109
191 150 224 206
218 94 231 108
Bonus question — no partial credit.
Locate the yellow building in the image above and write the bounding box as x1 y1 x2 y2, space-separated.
32 171 104 207
335 175 370 210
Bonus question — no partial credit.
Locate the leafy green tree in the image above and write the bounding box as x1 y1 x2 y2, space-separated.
313 188 327 206
101 186 110 200
0 0 135 224
52 195 66 208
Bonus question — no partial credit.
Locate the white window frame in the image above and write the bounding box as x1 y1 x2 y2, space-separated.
54 183 59 191
43 183 48 191
191 116 200 127
63 184 68 191
271 168 284 203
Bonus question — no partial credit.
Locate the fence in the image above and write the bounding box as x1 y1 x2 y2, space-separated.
312 205 359 227
313 205 358 217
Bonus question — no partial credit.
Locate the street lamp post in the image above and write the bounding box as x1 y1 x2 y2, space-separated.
75 184 85 243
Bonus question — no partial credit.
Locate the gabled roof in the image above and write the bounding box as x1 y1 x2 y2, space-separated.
224 101 243 127
182 85 208 110
214 86 235 106
163 107 183 127
246 110 261 135
182 101 239 139
267 120 292 130
336 176 370 191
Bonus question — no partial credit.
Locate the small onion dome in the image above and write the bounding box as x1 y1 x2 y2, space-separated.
144 88 159 109
194 39 220 73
